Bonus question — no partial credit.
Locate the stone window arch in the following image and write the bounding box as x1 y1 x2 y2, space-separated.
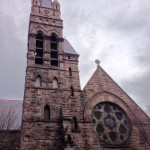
35 75 42 87
44 105 50 120
65 134 74 147
35 32 44 64
53 77 58 88
50 33 58 66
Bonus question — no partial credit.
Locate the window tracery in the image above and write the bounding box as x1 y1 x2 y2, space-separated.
91 102 131 145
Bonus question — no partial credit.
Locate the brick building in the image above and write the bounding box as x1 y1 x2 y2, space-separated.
1 0 150 149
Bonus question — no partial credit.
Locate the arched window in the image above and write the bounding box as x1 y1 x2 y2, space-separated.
50 34 58 66
67 134 72 145
44 105 50 120
69 67 72 76
70 86 74 96
66 134 74 147
53 77 58 88
35 75 42 87
35 33 43 64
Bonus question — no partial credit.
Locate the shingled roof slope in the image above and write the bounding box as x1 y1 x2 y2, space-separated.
0 100 22 110
64 39 79 55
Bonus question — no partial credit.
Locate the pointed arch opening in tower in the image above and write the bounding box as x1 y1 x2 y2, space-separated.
53 77 58 88
50 34 58 66
35 75 42 87
66 134 74 147
70 86 74 97
35 32 44 64
44 105 50 120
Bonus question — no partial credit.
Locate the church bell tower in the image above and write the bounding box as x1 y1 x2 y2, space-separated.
20 0 81 149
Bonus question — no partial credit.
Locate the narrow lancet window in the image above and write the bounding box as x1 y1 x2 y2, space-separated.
50 34 58 66
71 86 74 96
53 77 58 88
35 75 42 87
69 67 72 76
44 105 50 120
73 116 78 130
35 33 44 64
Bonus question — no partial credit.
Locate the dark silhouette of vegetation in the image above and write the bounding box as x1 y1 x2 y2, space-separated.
0 105 20 150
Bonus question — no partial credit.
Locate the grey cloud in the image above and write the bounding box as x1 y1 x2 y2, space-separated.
0 0 149 116
60 0 150 116
122 70 150 115
0 0 29 99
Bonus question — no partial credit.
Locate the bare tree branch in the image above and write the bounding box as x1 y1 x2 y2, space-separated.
0 103 21 150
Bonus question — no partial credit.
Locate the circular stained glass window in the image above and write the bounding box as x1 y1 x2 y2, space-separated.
91 102 131 145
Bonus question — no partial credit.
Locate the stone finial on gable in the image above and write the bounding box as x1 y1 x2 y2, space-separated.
95 59 100 68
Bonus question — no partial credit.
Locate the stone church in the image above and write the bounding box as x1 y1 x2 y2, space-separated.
1 0 150 150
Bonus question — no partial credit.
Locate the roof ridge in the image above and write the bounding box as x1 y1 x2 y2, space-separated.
0 99 23 102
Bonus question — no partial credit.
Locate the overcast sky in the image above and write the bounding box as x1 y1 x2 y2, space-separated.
0 0 149 116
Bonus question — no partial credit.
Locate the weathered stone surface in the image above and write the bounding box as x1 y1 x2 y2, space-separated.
20 0 150 150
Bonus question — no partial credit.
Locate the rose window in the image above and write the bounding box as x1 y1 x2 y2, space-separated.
91 102 131 145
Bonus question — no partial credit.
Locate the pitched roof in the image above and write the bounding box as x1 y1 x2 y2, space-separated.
64 39 79 55
83 65 150 122
0 99 22 110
